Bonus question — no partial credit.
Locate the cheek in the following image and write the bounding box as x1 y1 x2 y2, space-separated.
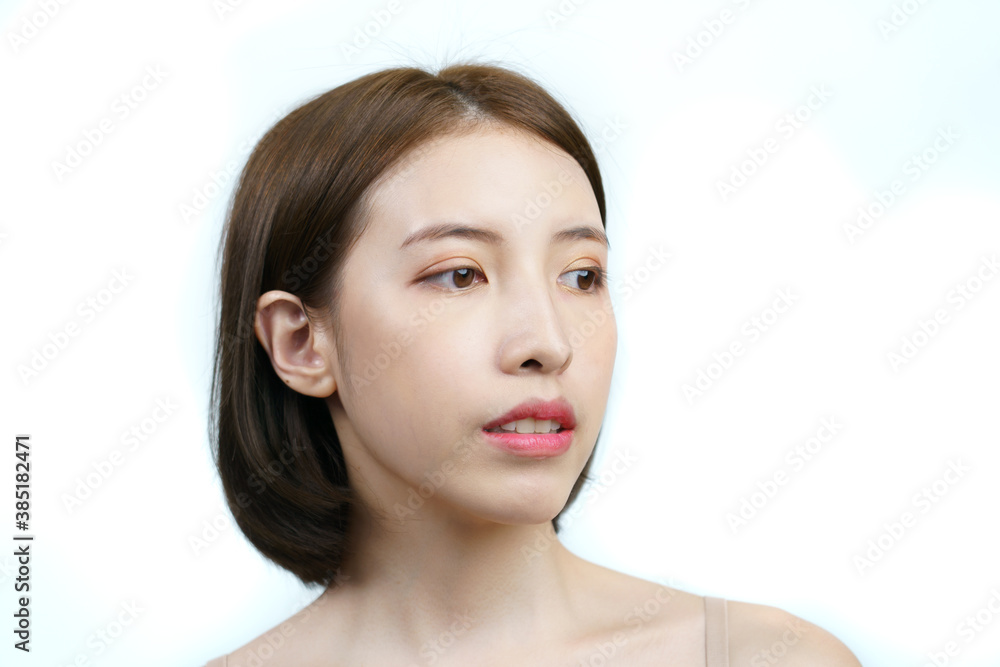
570 307 617 426
336 291 476 442
571 304 617 369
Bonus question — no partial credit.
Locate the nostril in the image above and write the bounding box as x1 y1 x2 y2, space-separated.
520 359 542 369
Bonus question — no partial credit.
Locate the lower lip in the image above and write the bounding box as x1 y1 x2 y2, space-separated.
480 428 573 458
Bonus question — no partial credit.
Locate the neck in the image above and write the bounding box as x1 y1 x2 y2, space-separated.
327 506 586 652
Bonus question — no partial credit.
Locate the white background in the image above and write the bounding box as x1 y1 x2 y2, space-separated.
2 0 999 665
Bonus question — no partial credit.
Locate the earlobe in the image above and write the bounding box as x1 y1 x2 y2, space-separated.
254 290 338 398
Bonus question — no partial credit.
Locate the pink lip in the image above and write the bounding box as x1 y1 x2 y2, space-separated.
481 397 576 458
483 397 577 431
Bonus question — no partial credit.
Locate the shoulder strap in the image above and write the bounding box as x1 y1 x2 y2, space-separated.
204 656 228 667
704 596 729 667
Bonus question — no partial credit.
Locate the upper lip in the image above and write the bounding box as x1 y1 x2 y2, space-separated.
483 397 577 431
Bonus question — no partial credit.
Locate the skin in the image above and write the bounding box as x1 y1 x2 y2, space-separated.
245 126 863 666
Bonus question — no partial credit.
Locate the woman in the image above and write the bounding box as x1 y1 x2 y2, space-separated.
205 62 862 666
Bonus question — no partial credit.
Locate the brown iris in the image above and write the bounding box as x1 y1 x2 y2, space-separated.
575 270 595 290
452 268 475 288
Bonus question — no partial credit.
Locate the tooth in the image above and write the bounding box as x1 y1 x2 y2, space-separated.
534 419 551 433
515 418 536 434
500 422 516 431
549 424 560 432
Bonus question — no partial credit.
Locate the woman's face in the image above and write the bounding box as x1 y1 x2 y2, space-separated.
324 125 617 528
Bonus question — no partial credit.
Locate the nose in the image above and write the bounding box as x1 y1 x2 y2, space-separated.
496 281 573 375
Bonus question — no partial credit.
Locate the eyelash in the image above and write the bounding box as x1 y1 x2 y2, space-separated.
421 266 607 292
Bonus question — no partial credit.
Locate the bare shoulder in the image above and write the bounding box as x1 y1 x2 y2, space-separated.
224 591 337 667
726 599 862 667
223 615 304 667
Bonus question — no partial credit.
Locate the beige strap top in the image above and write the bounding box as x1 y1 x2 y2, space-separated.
203 597 729 667
704 596 730 667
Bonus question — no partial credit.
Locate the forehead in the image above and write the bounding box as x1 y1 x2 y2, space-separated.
359 126 601 243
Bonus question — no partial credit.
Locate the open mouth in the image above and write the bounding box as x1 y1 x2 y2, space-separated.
480 399 575 457
481 397 576 434
483 417 566 435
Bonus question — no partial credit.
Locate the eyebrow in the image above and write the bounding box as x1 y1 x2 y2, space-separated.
399 223 609 250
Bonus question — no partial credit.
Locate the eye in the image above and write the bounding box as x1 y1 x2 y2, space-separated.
560 267 606 292
422 267 486 291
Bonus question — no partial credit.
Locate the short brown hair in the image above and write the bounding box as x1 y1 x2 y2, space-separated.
210 62 607 586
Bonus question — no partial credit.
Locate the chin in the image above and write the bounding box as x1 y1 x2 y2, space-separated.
454 476 575 528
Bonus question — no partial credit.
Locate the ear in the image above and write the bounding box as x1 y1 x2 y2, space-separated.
254 290 338 397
